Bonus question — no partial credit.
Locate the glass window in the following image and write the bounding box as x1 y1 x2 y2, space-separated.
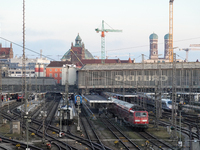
168 101 172 104
50 69 52 72
55 73 57 77
49 73 52 77
141 112 147 117
135 112 147 117
135 112 140 117
16 72 21 74
60 73 62 77
55 69 57 71
60 69 62 71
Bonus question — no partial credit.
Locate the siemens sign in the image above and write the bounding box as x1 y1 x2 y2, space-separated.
115 75 168 82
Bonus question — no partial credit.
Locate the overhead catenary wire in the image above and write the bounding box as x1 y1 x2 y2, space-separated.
0 36 200 61
0 36 197 93
0 36 56 61
91 36 200 53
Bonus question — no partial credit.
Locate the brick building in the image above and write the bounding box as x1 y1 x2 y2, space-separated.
0 43 13 59
61 34 94 64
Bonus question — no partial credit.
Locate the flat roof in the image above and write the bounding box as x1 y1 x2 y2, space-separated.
83 94 113 103
80 62 200 71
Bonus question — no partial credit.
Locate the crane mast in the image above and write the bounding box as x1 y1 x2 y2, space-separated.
95 20 122 64
169 0 174 62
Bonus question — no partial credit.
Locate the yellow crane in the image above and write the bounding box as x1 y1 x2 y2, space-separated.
169 0 174 62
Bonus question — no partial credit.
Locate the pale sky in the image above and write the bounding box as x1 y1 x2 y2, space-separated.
0 0 200 62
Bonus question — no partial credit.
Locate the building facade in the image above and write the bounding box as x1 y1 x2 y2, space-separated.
7 57 50 77
46 61 72 84
78 62 200 93
0 43 13 59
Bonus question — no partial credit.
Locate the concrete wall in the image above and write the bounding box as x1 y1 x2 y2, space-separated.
2 77 56 86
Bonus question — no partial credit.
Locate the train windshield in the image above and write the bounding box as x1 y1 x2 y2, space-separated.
135 112 147 117
168 101 172 105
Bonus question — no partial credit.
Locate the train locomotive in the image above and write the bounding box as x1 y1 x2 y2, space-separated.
59 105 73 124
74 95 82 106
109 98 149 129
137 93 173 111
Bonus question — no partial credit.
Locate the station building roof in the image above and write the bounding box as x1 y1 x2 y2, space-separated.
79 62 200 71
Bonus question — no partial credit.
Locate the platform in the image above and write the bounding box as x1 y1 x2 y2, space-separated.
82 94 113 109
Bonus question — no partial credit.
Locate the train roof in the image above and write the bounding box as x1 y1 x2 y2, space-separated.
162 98 171 102
176 92 200 95
60 105 72 109
112 98 142 111
104 92 137 97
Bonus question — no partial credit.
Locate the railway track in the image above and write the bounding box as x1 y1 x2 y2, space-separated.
137 131 174 150
80 107 107 150
99 117 141 150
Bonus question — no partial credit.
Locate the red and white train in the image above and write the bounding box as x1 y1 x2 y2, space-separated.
109 98 149 129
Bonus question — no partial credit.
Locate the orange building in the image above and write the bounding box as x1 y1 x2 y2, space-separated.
46 61 71 84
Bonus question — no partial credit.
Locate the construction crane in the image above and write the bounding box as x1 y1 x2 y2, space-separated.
180 48 200 62
169 0 174 62
95 20 122 64
190 44 200 47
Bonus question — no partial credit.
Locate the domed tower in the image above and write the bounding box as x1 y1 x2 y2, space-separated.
75 33 82 47
164 33 170 59
61 34 94 63
149 33 158 59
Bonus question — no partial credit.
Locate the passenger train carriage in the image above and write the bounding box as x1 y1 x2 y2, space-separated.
58 104 73 124
137 93 173 111
109 98 149 129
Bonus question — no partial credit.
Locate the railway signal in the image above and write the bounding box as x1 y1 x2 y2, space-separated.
178 103 183 110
